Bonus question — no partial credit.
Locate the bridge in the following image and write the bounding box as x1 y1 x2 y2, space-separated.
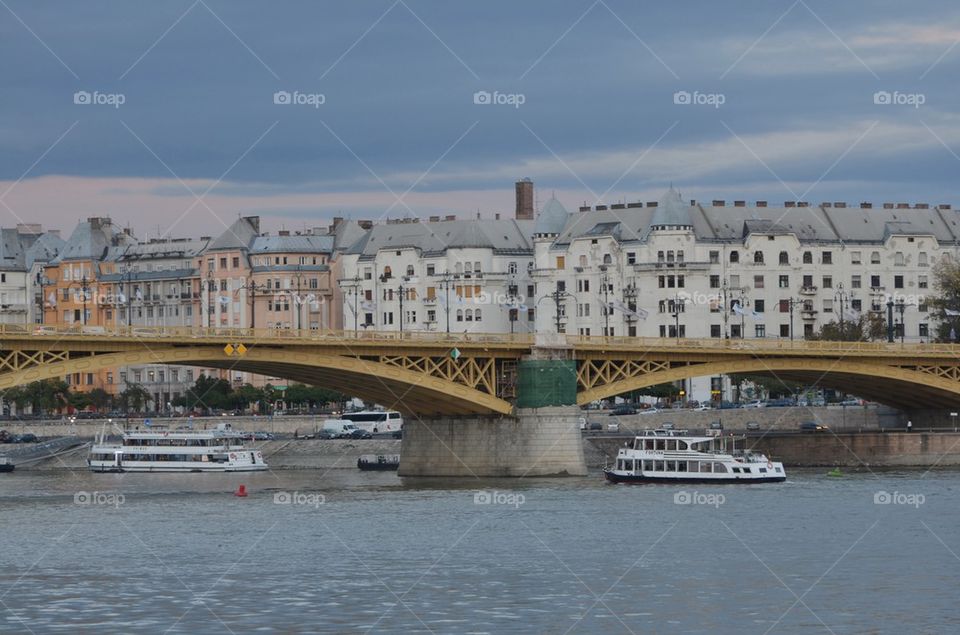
1 325 959 413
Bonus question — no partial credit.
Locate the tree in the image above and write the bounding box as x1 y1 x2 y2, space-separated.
930 256 960 342
807 313 886 342
119 383 152 413
86 388 113 412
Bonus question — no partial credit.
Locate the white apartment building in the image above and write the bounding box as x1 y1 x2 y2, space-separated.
339 217 536 334
0 224 63 325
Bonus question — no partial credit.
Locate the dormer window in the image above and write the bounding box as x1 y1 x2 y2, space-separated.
730 251 739 263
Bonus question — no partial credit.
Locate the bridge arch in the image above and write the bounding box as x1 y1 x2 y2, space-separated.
576 358 960 410
0 346 512 416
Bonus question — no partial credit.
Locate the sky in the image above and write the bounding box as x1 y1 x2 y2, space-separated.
2 0 960 239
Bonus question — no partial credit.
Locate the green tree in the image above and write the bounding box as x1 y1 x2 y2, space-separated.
930 256 960 342
807 313 886 342
86 388 113 412
119 383 152 413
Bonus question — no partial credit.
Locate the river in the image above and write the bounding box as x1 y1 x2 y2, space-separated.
1 467 958 633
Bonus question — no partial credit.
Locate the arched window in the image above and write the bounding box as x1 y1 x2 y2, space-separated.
579 255 587 267
754 251 764 264
802 252 812 264
455 262 463 274
475 308 482 321
894 252 904 266
465 309 473 321
729 251 739 263
474 262 482 273
919 252 928 266
603 253 613 265
383 266 392 279
406 265 415 277
871 251 881 264
508 262 518 274
456 309 463 322
779 251 789 265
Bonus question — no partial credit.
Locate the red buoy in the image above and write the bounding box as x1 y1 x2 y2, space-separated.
234 484 248 497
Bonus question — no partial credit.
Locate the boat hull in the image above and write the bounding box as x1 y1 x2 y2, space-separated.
604 469 786 484
0 463 14 473
88 461 268 473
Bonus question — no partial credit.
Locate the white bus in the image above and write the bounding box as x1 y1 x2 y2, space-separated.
341 410 403 434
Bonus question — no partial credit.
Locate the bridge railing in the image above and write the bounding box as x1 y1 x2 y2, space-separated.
1 323 958 355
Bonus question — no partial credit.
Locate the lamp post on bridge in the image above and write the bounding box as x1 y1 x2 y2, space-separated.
338 275 362 333
835 283 854 340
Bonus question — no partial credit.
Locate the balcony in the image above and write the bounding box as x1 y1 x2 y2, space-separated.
799 286 818 295
422 296 438 305
633 261 710 271
801 309 818 319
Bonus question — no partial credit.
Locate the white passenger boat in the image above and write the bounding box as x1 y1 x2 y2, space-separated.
604 428 786 484
87 424 268 473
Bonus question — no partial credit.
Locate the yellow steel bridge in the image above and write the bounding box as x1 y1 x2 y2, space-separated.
1 325 959 414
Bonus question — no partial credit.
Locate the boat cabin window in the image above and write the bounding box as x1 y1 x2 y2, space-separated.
643 460 653 471
654 460 665 471
701 462 713 473
687 461 700 473
759 467 767 473
712 463 727 473
775 467 782 473
655 439 666 451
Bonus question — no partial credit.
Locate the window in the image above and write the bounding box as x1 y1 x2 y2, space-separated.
919 275 928 289
803 274 813 287
823 299 833 313
780 324 790 337
851 275 861 289
919 252 928 266
894 275 904 289
803 252 812 264
822 251 832 265
709 251 720 264
851 251 861 264
710 275 720 289
711 324 721 338
871 251 881 264
779 251 789 265
779 275 789 288
919 323 929 337
508 262 517 274
753 251 764 264
822 276 832 289
627 252 636 265
232 257 240 268
754 299 765 313
556 256 565 269
871 275 881 288
894 252 904 266
730 251 739 263
755 325 765 337
779 299 790 313
754 275 764 289
406 265 415 277
852 299 862 312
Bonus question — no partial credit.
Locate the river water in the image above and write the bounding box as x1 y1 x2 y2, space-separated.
1 467 958 634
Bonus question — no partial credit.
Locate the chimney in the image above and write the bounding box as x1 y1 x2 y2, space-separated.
579 206 591 212
822 202 832 208
331 216 344 231
515 178 534 220
734 200 745 207
445 215 456 221
940 204 952 210
835 202 847 208
359 220 373 229
712 200 725 207
429 215 440 222
279 230 290 236
785 201 796 208
896 203 909 209
495 213 500 220
88 217 102 230
860 202 872 209
756 201 767 207
916 203 929 209
883 203 894 209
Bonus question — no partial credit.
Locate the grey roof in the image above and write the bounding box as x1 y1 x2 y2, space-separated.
250 234 334 254
207 216 260 252
100 268 197 283
551 190 960 246
117 238 208 261
332 220 370 253
50 218 135 264
0 228 27 271
649 187 692 229
25 232 65 269
347 219 534 258
535 196 569 236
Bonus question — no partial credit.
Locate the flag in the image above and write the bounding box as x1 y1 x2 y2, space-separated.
946 309 960 317
607 298 647 321
732 303 746 316
360 300 376 312
843 307 861 322
47 291 56 308
750 310 764 322
218 295 231 305
135 288 143 302
117 291 127 304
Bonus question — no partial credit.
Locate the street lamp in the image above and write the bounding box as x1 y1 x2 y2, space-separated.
234 279 262 330
834 283 854 340
36 266 53 325
338 275 362 333
670 293 685 342
537 282 572 334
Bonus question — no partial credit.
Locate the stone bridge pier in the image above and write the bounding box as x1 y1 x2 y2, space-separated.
399 347 588 477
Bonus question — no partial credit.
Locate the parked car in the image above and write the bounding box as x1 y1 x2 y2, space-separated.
742 400 765 408
639 408 661 415
349 429 373 440
10 433 38 443
610 405 637 416
316 430 339 440
661 422 675 430
746 421 761 431
607 422 620 432
693 404 712 411
800 421 828 432
764 398 795 408
588 422 603 431
708 421 723 430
